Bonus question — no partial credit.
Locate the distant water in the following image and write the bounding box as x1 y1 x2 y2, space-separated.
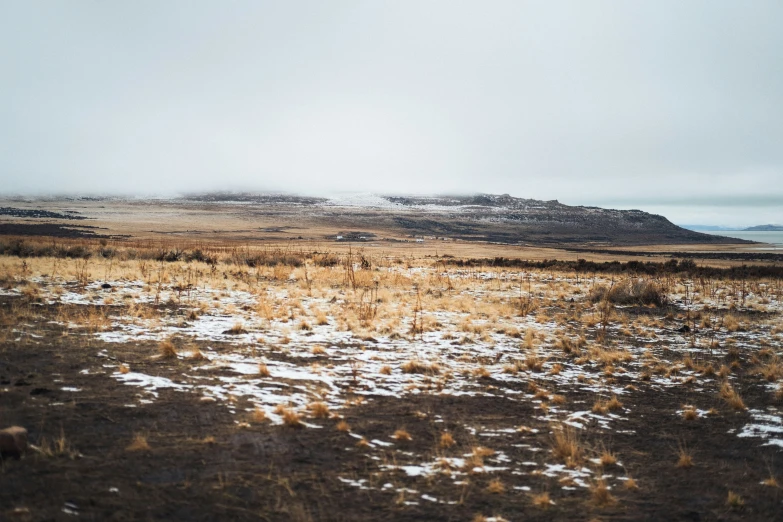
701 230 783 249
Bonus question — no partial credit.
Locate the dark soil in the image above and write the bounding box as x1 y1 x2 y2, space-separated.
0 224 113 239
0 208 87 220
1 297 782 521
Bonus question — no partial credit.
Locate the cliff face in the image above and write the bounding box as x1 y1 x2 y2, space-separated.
178 192 748 246
365 194 745 245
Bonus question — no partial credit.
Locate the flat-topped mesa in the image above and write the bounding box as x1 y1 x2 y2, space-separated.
366 193 746 246
173 191 748 246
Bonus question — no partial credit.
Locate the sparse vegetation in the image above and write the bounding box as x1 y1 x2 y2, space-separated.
126 434 151 452
531 492 552 509
2 232 782 520
440 432 456 448
726 491 744 509
159 339 178 359
393 429 412 441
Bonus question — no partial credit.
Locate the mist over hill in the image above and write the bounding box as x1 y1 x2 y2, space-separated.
180 192 747 246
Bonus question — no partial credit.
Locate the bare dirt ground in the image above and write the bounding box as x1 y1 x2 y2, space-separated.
1 249 782 521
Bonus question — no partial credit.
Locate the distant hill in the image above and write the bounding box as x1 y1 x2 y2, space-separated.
743 224 783 231
680 225 738 232
183 192 751 246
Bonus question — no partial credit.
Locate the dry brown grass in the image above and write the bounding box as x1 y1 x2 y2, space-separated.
551 424 582 467
606 395 623 411
158 339 177 359
226 321 247 334
599 449 617 467
126 434 151 452
524 329 535 349
677 446 693 468
314 309 329 325
590 479 616 506
379 365 392 375
472 446 495 458
726 491 744 509
624 477 639 490
757 359 783 382
38 428 77 458
719 382 746 411
551 394 566 405
393 429 412 441
252 407 267 423
307 402 330 418
474 366 491 379
281 408 303 428
336 420 350 432
440 432 456 448
724 315 740 332
592 395 622 414
258 363 270 377
525 353 544 372
682 406 698 420
311 345 326 355
533 389 550 401
486 478 505 494
118 364 130 374
401 359 439 375
530 492 552 509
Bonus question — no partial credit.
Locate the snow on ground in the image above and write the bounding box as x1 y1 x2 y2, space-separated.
12 264 783 491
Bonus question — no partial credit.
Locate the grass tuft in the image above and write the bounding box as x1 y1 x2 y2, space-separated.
158 339 177 359
393 429 412 441
551 424 582 467
440 432 456 448
252 407 267 423
726 491 744 509
590 479 616 506
676 446 693 468
530 492 551 509
126 434 151 452
486 478 505 494
682 406 698 420
720 382 746 410
308 401 330 418
281 408 303 428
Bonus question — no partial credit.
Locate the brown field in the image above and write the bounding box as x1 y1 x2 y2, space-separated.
1 203 782 521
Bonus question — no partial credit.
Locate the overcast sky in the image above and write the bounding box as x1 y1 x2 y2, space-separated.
1 1 781 226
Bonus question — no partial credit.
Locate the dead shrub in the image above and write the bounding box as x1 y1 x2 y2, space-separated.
588 279 667 306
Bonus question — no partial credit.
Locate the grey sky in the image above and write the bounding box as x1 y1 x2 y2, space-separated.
1 1 781 226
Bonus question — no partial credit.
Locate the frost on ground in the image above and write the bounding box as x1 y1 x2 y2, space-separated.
3 256 782 509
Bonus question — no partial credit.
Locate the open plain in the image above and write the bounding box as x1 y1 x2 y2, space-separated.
1 198 782 521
